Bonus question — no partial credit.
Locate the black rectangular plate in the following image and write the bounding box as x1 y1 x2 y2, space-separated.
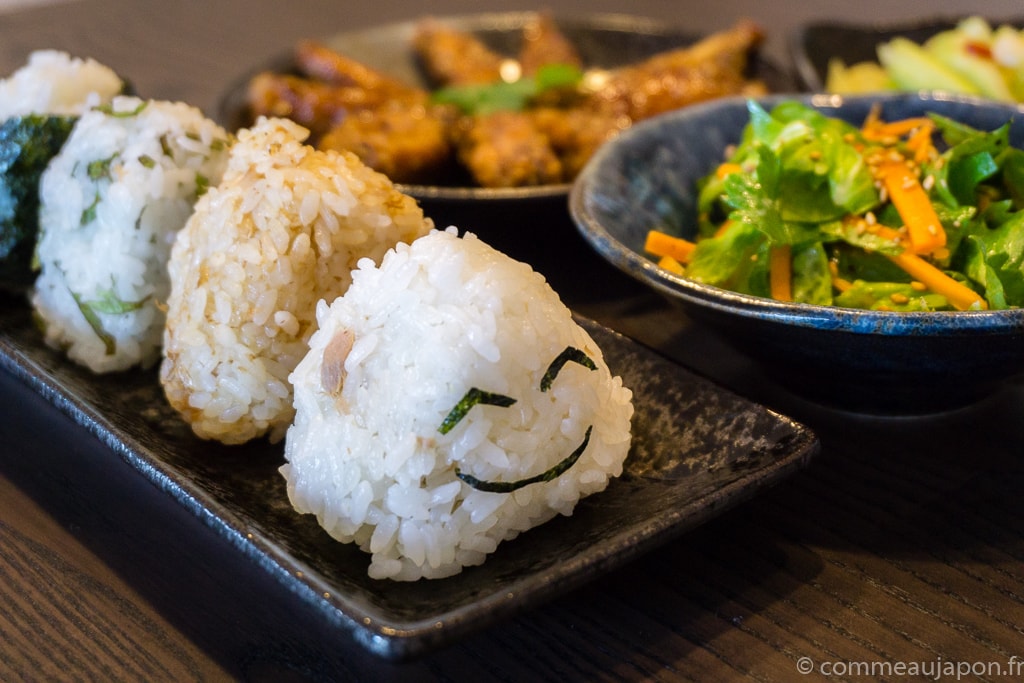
0 299 817 660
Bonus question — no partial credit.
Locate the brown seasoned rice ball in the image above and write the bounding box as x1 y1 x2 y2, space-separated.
160 116 433 445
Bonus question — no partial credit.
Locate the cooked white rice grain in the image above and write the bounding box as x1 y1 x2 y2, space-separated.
160 117 433 445
281 229 634 581
31 96 230 374
0 50 123 119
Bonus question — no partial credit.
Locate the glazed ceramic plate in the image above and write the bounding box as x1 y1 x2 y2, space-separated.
0 297 816 660
790 15 1024 92
217 12 793 252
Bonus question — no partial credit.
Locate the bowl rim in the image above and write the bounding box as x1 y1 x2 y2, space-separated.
570 91 1024 336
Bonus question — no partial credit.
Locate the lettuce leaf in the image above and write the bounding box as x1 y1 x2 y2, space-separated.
961 211 1024 307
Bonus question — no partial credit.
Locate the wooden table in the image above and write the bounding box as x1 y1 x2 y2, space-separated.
1 1 1023 680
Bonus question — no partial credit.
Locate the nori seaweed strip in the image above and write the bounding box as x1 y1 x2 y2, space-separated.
438 387 516 435
540 346 596 391
0 114 77 287
456 425 593 493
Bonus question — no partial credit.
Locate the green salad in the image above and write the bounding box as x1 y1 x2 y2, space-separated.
645 99 1024 311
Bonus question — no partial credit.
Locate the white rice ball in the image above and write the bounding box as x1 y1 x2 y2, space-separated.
0 50 123 119
281 229 634 581
31 96 231 373
160 117 433 446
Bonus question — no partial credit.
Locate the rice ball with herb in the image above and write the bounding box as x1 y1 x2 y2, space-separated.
0 50 124 119
160 117 433 446
0 51 126 288
31 96 230 374
281 229 635 581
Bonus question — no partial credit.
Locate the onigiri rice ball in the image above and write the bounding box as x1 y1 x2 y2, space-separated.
0 51 125 288
0 50 123 119
160 117 433 446
281 229 635 581
31 96 231 373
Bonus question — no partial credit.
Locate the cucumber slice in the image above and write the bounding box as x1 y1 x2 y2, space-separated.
924 31 1015 102
877 37 981 94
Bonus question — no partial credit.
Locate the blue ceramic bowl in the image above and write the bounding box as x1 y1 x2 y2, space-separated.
570 93 1024 413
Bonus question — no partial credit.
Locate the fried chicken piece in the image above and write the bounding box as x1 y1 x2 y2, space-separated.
413 18 508 86
518 11 582 75
318 103 455 184
583 19 766 121
294 39 424 99
245 72 382 137
530 107 629 179
453 111 563 188
247 41 432 139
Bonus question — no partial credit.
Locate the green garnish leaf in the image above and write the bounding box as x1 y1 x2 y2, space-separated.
87 155 115 180
80 192 100 225
95 101 148 117
70 290 116 355
85 287 148 315
456 425 592 493
195 172 210 196
438 387 516 435
69 287 148 356
431 63 583 115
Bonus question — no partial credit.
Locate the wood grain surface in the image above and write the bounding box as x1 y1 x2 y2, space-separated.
1 0 1023 681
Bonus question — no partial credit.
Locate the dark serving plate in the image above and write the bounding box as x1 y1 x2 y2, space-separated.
0 296 817 660
217 12 794 266
791 15 1024 92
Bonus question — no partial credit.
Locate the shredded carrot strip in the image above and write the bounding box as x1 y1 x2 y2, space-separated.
657 255 686 275
888 251 987 311
769 245 793 302
644 230 697 263
862 116 933 140
828 260 853 292
868 225 986 310
876 160 946 254
716 162 743 179
905 121 936 164
862 103 882 131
